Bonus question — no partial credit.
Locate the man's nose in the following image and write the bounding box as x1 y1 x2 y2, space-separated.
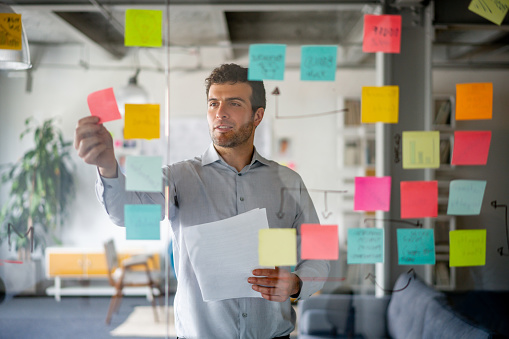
216 104 229 119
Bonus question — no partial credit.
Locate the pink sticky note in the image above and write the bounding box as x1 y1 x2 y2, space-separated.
87 87 122 123
354 176 392 211
400 181 438 219
363 14 402 54
301 224 339 260
451 131 491 166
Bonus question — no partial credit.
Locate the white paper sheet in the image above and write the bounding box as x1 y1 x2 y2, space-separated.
182 208 270 302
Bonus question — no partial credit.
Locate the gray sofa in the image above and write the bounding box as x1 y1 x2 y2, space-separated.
298 271 501 339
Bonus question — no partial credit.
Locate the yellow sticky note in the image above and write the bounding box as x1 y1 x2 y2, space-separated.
449 229 486 267
468 0 509 26
259 229 297 266
361 86 399 123
456 83 493 120
124 104 160 139
124 9 163 47
402 131 440 169
0 13 22 50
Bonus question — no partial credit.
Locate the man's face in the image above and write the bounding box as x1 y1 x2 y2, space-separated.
207 82 263 149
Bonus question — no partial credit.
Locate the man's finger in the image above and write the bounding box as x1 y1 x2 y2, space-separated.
248 276 277 287
252 268 279 277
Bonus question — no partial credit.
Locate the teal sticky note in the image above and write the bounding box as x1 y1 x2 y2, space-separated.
125 156 162 192
300 45 337 81
447 180 487 215
124 204 161 240
248 44 286 80
397 229 436 265
347 228 384 264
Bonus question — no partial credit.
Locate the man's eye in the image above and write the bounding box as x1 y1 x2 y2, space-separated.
209 102 218 107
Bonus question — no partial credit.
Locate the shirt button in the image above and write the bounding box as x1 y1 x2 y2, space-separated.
240 197 244 201
238 173 242 176
242 313 247 318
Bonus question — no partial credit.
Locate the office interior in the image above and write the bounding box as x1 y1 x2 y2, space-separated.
0 0 508 338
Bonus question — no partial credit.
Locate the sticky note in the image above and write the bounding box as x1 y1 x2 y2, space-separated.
125 156 162 192
361 86 399 123
397 229 436 265
124 104 160 139
468 0 509 26
124 9 163 47
248 44 286 81
354 176 392 211
300 45 337 81
362 14 402 53
402 131 440 169
451 131 491 165
0 13 22 50
124 204 161 240
400 181 438 219
450 229 487 267
447 180 487 215
259 228 296 266
347 228 384 264
456 83 493 120
87 88 122 123
301 224 339 260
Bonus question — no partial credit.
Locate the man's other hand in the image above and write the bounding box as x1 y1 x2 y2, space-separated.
248 267 301 302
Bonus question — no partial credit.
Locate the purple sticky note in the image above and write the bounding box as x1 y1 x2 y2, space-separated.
354 176 392 211
87 87 122 123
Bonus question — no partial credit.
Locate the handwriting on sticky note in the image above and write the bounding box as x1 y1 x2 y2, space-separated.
456 83 493 120
402 131 440 169
447 180 487 215
0 13 22 50
450 229 487 267
259 228 296 266
363 14 402 53
125 156 162 192
87 88 122 123
300 45 337 81
361 86 399 123
301 224 339 260
469 0 509 26
400 181 438 219
347 228 384 264
124 204 161 240
248 44 286 81
354 176 392 211
451 131 491 165
397 229 435 265
124 104 160 139
124 9 163 47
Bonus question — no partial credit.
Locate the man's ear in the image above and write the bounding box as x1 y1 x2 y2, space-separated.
253 107 264 127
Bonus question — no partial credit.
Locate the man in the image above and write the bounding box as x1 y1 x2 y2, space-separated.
75 63 329 338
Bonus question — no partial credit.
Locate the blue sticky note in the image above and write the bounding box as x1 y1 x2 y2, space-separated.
397 229 436 265
125 156 162 192
447 180 487 215
124 204 161 240
248 44 286 80
347 228 384 264
300 45 337 81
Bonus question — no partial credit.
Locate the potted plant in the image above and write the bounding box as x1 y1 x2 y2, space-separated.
0 117 75 261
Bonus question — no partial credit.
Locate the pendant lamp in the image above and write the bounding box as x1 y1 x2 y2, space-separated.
0 3 31 70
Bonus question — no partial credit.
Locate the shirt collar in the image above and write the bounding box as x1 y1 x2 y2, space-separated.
201 143 270 168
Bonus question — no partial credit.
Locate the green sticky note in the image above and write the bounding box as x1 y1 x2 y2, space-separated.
124 204 161 240
347 228 384 264
258 228 296 266
447 180 487 215
248 44 286 80
468 0 509 26
125 156 162 192
300 45 337 81
402 131 440 169
361 86 399 123
397 229 435 265
125 9 163 47
450 229 486 267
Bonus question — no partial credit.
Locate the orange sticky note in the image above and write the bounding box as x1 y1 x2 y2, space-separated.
451 131 491 165
301 224 339 260
87 88 122 123
361 86 399 123
0 13 22 50
124 104 160 139
363 14 402 54
400 181 438 219
456 83 493 120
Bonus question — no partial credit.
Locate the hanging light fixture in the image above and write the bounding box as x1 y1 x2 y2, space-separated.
115 68 150 115
0 3 31 70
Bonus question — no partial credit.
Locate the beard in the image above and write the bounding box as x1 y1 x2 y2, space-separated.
210 119 255 148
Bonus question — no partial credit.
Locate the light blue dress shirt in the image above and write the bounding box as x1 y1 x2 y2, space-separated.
96 144 330 339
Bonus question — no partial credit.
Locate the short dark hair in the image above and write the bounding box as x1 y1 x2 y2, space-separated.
205 63 266 113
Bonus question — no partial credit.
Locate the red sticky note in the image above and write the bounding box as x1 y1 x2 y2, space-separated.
363 14 402 54
451 131 491 166
354 176 392 211
87 87 122 123
400 181 438 219
301 224 339 260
